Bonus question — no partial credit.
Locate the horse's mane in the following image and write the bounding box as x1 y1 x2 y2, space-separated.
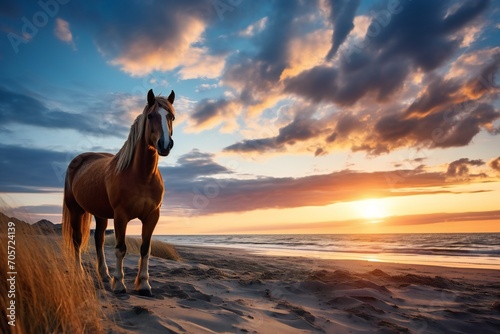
112 95 175 173
112 113 146 173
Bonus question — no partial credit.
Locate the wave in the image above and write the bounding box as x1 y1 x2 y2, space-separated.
156 233 500 263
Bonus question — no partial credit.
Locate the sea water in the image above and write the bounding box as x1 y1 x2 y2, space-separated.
155 233 500 269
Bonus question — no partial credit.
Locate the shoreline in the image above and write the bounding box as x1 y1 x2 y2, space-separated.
174 244 500 283
155 240 500 271
98 243 500 333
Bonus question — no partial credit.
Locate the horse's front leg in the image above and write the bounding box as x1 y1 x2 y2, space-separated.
112 214 128 294
135 210 159 297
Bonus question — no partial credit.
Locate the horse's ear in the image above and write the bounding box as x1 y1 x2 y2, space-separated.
168 90 175 105
147 89 155 106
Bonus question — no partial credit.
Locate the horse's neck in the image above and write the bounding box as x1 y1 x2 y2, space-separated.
131 137 159 177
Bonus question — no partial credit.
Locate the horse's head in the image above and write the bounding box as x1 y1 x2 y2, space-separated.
145 89 175 156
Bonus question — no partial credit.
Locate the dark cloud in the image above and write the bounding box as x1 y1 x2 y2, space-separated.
161 149 231 182
0 87 88 130
325 0 361 60
0 144 232 194
371 102 499 154
0 87 128 136
488 157 500 173
223 138 277 154
0 145 72 192
383 210 500 227
189 98 240 130
405 76 462 116
223 0 319 106
446 158 484 177
221 0 498 157
284 66 339 104
172 166 489 215
249 54 500 156
466 53 500 97
367 0 489 71
286 52 413 106
224 114 323 153
286 0 491 104
375 114 416 142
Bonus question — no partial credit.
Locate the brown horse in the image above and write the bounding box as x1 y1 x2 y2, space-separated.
62 89 175 296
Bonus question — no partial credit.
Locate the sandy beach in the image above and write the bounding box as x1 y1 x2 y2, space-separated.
94 244 500 334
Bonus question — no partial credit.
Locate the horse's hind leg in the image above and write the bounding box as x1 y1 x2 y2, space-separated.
69 208 85 270
135 210 159 297
94 217 111 282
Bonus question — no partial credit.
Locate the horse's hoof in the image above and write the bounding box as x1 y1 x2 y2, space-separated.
113 288 127 294
138 289 154 297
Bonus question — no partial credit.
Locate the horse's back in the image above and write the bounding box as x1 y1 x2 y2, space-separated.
65 152 115 218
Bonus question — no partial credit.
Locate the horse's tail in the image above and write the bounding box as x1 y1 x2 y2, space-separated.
62 177 92 255
62 200 72 253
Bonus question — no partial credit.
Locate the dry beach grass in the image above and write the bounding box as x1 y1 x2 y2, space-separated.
0 215 103 334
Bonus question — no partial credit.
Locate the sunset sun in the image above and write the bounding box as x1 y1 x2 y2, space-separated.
355 198 389 222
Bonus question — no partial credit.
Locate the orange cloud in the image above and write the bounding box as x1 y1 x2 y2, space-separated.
54 18 75 49
109 16 208 77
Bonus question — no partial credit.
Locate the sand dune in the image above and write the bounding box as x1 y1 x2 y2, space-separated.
90 244 500 333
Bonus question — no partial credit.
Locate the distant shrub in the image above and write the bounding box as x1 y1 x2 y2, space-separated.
105 235 180 261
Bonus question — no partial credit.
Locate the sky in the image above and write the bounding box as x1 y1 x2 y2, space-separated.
0 0 499 235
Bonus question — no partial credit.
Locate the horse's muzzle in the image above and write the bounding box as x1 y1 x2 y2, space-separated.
157 139 174 156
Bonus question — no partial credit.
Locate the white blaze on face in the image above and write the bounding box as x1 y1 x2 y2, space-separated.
159 107 171 149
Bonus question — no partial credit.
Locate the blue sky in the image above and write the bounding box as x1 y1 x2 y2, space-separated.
1 0 499 234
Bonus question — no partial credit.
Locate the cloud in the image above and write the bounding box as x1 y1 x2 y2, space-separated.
69 0 233 78
174 47 226 80
230 48 500 156
286 0 491 106
170 166 489 215
0 145 72 192
162 149 232 181
489 157 500 173
446 158 484 177
0 87 131 137
195 83 218 93
54 18 75 49
187 98 242 132
325 0 360 59
280 29 332 80
58 0 495 158
1 142 496 217
0 87 95 133
239 17 268 37
224 112 325 154
0 144 232 196
382 210 500 227
160 152 498 215
222 1 321 114
107 14 207 77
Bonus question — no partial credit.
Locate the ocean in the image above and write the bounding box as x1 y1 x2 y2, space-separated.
155 233 500 270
